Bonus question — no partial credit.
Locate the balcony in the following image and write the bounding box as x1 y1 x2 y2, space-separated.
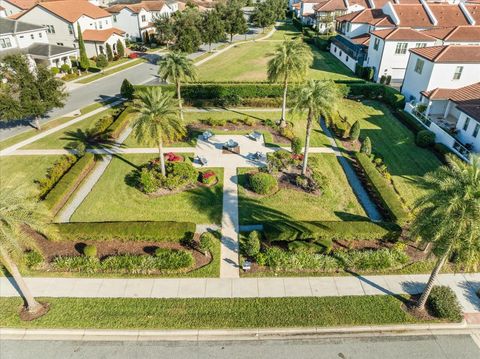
405 103 471 162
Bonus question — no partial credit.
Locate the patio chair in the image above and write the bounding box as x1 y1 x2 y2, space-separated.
202 131 213 141
248 131 262 142
196 156 208 166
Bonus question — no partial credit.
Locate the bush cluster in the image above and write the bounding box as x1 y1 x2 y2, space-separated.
249 172 278 195
108 107 135 139
347 83 405 109
136 160 198 193
24 250 44 269
242 230 261 258
36 155 77 199
427 286 463 322
199 232 217 255
416 130 436 148
83 245 97 258
290 137 302 155
200 170 217 185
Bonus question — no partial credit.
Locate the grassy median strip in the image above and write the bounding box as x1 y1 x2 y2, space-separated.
0 295 423 329
77 59 145 84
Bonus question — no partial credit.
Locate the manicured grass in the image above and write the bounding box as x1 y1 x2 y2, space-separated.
337 100 442 208
0 155 62 193
0 295 422 329
238 154 367 224
76 58 145 84
269 22 303 40
71 154 223 224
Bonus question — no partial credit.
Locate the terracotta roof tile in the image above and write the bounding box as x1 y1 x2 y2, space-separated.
350 33 370 45
82 27 125 42
35 0 111 23
107 1 166 14
428 4 470 27
421 26 480 42
392 4 433 27
409 45 480 63
3 0 40 10
371 27 437 41
336 9 395 26
465 4 480 24
313 0 347 12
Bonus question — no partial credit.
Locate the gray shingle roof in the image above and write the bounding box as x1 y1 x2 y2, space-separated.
0 17 44 35
27 43 77 57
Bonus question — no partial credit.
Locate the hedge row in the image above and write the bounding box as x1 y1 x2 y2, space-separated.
347 83 405 109
55 221 196 242
394 109 425 134
263 220 402 243
44 153 96 215
355 153 409 226
108 106 135 139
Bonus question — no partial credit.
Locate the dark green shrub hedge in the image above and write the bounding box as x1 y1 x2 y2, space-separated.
347 83 405 109
427 286 463 322
36 154 77 199
55 221 195 242
249 172 278 195
43 153 96 215
394 110 425 134
355 153 409 225
383 86 405 109
433 143 455 163
416 130 436 147
108 107 134 139
263 220 401 242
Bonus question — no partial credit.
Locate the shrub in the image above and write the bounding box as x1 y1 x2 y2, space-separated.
291 136 302 155
335 247 409 271
65 141 86 157
52 256 99 274
51 67 60 75
199 232 216 255
267 150 293 172
83 245 97 258
200 170 217 185
433 143 455 163
355 153 409 225
217 93 242 106
427 286 463 322
161 162 198 190
243 230 261 257
395 110 425 134
263 220 401 242
164 152 184 162
202 117 227 126
249 172 278 195
43 153 96 214
383 86 405 109
55 221 196 242
242 117 256 126
139 167 160 193
153 248 194 270
60 64 71 73
257 247 339 272
416 130 436 148
93 115 115 134
108 107 135 139
287 241 329 254
350 120 361 141
24 249 44 269
95 54 108 70
360 136 372 155
120 79 135 100
36 155 77 199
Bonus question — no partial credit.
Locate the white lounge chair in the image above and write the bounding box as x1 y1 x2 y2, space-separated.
248 131 262 141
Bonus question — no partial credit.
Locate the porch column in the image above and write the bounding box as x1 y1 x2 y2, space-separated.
426 100 432 116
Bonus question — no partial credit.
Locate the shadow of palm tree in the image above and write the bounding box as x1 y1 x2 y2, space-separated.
62 128 123 160
458 281 480 311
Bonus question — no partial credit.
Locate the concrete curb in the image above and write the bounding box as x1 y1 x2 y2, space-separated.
1 322 479 342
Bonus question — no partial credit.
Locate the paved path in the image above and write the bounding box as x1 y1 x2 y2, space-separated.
320 119 383 221
1 273 479 311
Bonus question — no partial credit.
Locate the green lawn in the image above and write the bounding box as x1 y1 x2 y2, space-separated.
337 100 442 208
269 22 303 40
0 295 422 329
196 30 357 82
238 154 367 224
71 154 223 224
0 155 61 193
76 58 144 84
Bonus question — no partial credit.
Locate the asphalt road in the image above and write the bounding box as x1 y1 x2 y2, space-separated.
1 335 479 359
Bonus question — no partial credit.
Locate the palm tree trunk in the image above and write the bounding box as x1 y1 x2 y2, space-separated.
302 109 313 176
34 116 41 131
0 249 43 313
158 136 166 177
279 74 288 128
415 252 449 311
176 80 183 121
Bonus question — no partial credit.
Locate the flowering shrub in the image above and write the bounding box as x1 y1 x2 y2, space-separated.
128 52 139 59
201 170 217 185
164 152 183 162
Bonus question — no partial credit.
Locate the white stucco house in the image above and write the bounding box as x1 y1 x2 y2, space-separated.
16 0 125 58
0 17 77 68
106 1 177 42
0 6 6 17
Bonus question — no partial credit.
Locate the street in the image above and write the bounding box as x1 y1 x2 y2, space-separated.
1 334 480 359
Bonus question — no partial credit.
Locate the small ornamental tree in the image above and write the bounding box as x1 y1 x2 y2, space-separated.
106 43 113 62
77 23 90 71
120 79 135 99
144 31 150 44
360 136 372 155
116 39 125 57
350 120 361 141
95 54 108 72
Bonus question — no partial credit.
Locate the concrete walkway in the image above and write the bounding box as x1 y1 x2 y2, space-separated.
1 273 479 312
320 119 382 221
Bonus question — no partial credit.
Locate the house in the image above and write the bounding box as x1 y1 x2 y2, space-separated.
420 25 480 45
405 82 480 160
0 0 38 17
0 6 6 17
107 1 177 42
313 0 369 34
0 17 78 68
16 0 126 57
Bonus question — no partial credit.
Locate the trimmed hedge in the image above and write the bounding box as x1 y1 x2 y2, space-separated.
347 83 405 109
355 153 409 225
395 110 425 134
427 286 463 322
108 107 135 139
263 220 402 243
44 153 96 215
55 221 196 242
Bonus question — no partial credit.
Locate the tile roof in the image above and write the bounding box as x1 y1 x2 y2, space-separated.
428 4 470 27
420 26 480 42
370 27 437 41
350 33 370 45
34 0 111 23
7 10 25 19
336 9 395 26
3 0 40 10
0 17 44 34
82 27 125 42
313 0 347 12
107 1 166 14
465 3 480 24
391 4 433 27
409 45 480 63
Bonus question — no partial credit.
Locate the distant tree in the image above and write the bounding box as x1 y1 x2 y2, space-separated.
154 14 175 47
0 54 67 130
120 79 135 100
350 120 361 141
106 43 113 62
221 0 248 41
360 136 372 155
251 2 276 32
144 31 150 44
116 39 125 57
95 54 108 72
77 23 90 71
172 8 202 53
201 9 225 51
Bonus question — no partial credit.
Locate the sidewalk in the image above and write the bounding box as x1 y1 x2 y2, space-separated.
1 273 479 312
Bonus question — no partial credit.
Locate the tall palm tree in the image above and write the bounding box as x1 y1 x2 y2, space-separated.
291 80 342 175
131 87 184 176
411 154 480 311
267 39 312 128
157 52 197 120
0 189 51 317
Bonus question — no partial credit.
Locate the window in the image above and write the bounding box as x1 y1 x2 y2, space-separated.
68 24 74 34
141 15 146 21
373 38 380 50
113 15 117 22
56 42 64 46
473 123 480 138
333 46 336 53
463 117 471 131
0 38 12 49
415 43 427 48
395 42 408 54
31 34 34 39
453 66 463 80
99 21 103 29
414 59 424 74
45 25 55 34
339 50 342 56
38 32 42 38
345 56 349 62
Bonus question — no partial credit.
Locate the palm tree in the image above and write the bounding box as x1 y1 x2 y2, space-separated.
267 39 312 128
410 154 480 311
131 87 184 176
291 80 343 175
157 52 197 120
0 189 51 317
